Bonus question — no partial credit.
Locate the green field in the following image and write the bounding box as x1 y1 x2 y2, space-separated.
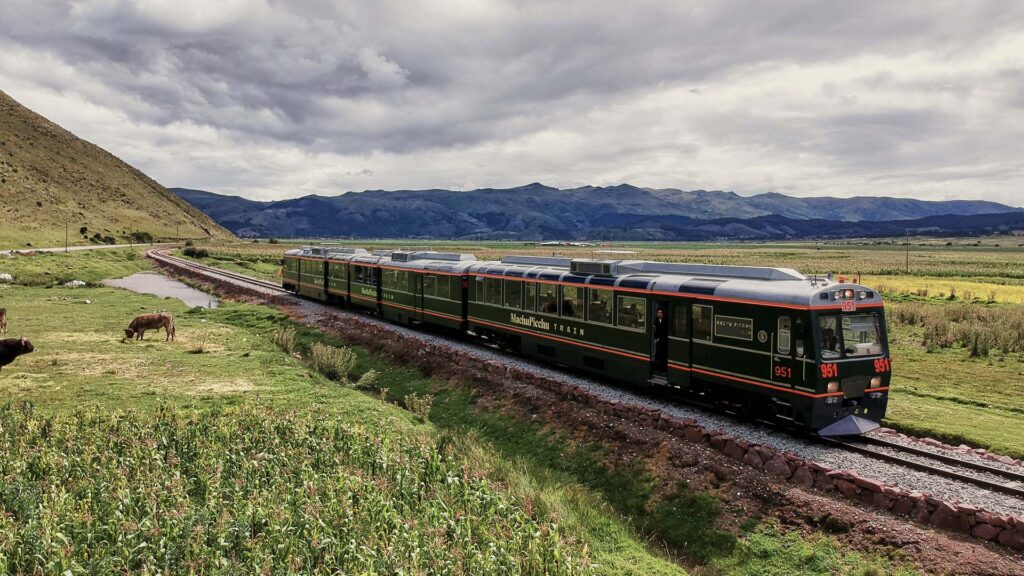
0 250 915 575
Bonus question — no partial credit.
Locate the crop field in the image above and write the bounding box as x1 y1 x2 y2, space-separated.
0 251 917 575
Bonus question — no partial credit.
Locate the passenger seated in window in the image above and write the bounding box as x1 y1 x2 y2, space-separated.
590 294 609 323
541 291 558 313
820 328 840 358
562 298 575 317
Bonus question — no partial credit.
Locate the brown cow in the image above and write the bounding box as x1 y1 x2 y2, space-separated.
124 312 175 342
0 337 34 373
0 308 6 334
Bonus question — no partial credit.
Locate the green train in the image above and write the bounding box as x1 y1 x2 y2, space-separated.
283 246 890 436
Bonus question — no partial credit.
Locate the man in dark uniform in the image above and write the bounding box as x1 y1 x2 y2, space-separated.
653 307 669 374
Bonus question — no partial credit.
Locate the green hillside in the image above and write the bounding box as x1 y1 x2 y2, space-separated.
0 89 233 248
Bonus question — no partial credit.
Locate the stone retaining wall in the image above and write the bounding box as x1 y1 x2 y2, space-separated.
155 256 1024 552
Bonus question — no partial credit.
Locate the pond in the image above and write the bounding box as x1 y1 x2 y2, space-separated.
103 272 219 308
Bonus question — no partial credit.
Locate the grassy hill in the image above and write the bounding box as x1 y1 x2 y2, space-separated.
0 90 233 249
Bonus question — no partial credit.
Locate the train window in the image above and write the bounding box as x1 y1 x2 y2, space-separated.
449 277 461 300
561 286 583 319
777 317 791 355
671 302 688 337
485 277 503 305
524 282 537 311
819 316 841 359
692 305 713 341
587 288 612 325
841 314 883 357
504 280 522 309
354 266 365 284
424 274 437 296
472 276 483 301
617 296 646 330
436 275 451 300
539 285 558 314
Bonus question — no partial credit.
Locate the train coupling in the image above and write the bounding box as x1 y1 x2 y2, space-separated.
818 415 880 437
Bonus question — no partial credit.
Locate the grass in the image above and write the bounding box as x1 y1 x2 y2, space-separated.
0 268 918 575
883 303 1024 457
0 248 151 286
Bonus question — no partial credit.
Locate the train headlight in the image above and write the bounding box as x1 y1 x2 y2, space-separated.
869 376 882 388
827 380 840 394
858 290 867 299
842 289 855 299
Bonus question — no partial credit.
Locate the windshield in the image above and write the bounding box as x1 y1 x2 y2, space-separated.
818 313 883 359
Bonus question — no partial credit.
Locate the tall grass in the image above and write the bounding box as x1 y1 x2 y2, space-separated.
0 402 592 575
889 301 1024 357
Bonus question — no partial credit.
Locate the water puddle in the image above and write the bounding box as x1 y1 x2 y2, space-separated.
103 272 219 308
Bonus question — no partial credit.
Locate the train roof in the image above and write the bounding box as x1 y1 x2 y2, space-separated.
286 246 367 258
467 257 884 309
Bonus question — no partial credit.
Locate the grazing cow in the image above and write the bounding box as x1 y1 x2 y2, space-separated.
0 337 34 373
124 312 175 342
0 308 6 334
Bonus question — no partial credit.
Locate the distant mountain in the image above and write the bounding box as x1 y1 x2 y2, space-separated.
170 184 1021 241
0 90 233 248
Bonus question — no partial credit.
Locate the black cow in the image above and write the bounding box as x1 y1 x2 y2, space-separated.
0 337 34 373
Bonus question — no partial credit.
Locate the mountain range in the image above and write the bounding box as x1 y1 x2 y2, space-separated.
171 184 1023 241
0 90 232 248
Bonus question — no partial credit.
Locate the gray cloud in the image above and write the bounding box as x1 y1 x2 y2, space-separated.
0 0 1022 205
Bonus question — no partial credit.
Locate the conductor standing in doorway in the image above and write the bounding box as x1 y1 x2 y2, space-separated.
653 307 669 374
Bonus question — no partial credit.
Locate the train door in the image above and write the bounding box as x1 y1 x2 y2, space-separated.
668 301 691 387
690 303 714 368
414 273 425 323
651 300 670 378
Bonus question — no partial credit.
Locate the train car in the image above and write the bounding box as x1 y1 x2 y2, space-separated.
282 246 328 300
378 251 477 330
465 257 889 435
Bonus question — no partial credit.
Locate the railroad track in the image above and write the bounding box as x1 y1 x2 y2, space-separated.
149 247 1024 505
147 249 289 294
826 435 1024 498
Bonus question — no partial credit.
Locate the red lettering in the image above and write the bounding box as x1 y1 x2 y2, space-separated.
820 364 839 379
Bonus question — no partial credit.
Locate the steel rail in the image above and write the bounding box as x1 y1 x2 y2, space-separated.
824 437 1024 498
147 250 289 294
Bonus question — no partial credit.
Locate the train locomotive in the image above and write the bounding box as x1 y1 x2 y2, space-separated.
283 246 890 436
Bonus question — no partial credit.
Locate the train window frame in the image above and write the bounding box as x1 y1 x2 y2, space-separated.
777 316 792 355
692 304 713 342
587 288 613 325
424 274 437 297
617 295 646 331
561 285 583 319
671 302 689 338
524 282 537 312
504 279 523 309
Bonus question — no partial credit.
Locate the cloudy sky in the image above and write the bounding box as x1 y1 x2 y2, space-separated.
1 1 1022 204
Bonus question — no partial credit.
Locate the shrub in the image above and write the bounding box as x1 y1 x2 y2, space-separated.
184 239 194 247
272 325 296 354
403 392 434 422
309 342 358 383
182 246 210 258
